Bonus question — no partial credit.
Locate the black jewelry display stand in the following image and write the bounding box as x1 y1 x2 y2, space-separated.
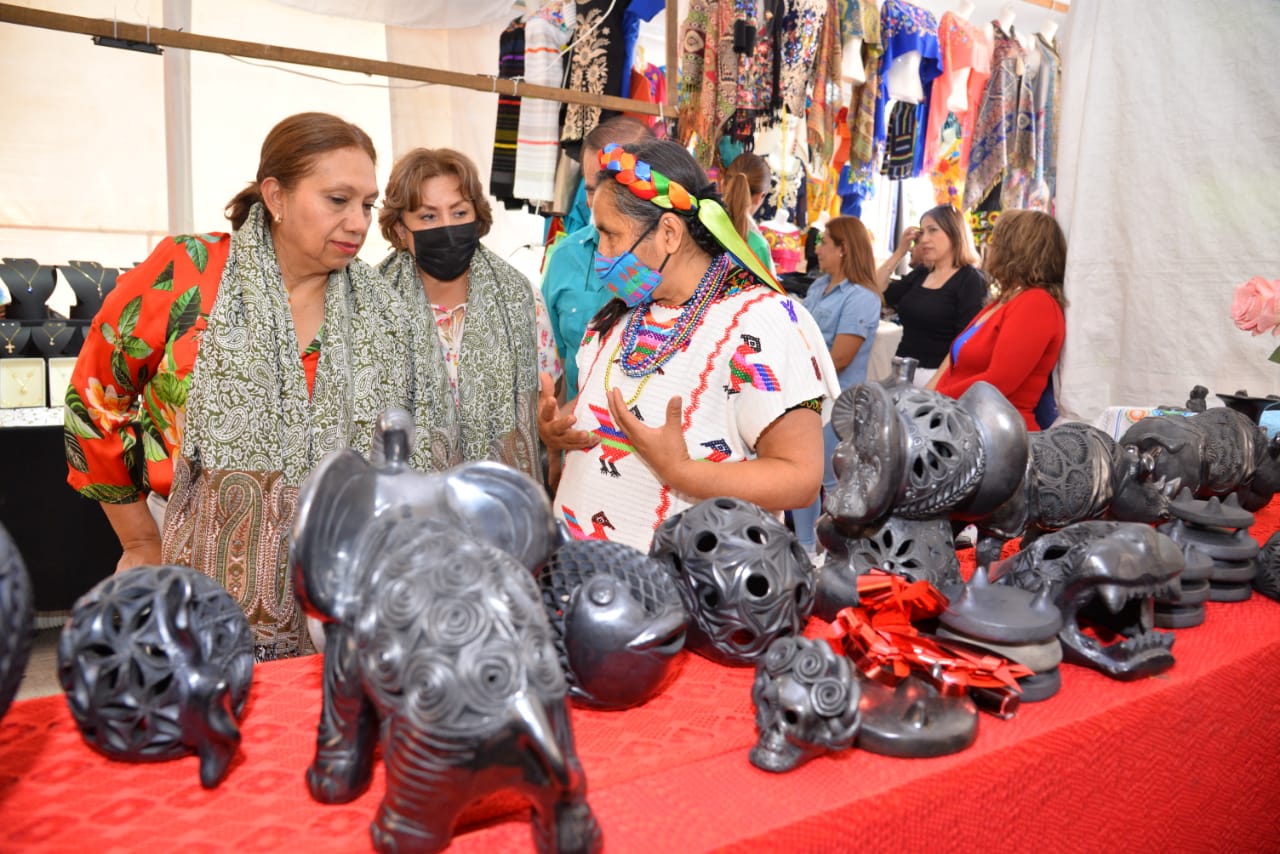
0 320 32 358
1 426 117 610
0 258 56 321
33 320 78 357
59 260 119 320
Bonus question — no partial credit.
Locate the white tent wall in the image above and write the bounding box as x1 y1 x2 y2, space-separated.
187 0 394 261
1055 0 1280 419
0 0 397 317
0 0 168 288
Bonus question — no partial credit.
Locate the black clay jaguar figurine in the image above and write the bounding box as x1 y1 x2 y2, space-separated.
290 410 600 854
993 522 1185 681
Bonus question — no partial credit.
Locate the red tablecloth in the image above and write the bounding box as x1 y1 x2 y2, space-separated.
5 506 1280 852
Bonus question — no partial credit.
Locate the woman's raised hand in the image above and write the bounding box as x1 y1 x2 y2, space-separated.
537 372 597 451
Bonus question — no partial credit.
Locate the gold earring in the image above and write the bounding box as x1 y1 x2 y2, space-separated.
274 214 283 224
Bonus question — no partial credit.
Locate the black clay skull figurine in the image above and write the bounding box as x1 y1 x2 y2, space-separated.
750 636 860 772
537 538 688 710
56 565 254 788
291 411 600 854
993 522 1184 681
650 497 815 666
0 524 35 724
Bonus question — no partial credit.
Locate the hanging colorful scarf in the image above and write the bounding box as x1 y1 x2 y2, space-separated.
678 0 737 168
806 0 844 169
843 0 882 209
164 202 457 659
963 22 1026 211
380 245 540 479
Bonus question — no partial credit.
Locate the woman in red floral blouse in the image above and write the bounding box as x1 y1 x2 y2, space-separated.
66 113 456 659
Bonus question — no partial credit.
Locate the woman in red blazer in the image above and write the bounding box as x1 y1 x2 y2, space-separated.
933 211 1066 431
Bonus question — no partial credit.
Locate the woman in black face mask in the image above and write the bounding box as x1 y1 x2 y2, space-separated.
378 148 560 480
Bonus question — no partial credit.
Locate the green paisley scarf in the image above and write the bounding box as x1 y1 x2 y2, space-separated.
380 245 539 479
163 203 458 658
184 202 456 478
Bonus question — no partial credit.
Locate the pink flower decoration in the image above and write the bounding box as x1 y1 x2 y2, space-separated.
1231 276 1280 336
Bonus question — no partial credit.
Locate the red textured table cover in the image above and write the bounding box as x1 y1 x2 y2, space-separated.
5 506 1280 853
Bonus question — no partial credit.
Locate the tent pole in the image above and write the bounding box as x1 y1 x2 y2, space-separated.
0 3 663 117
162 0 193 235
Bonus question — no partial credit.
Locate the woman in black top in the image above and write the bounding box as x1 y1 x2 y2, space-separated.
875 204 987 385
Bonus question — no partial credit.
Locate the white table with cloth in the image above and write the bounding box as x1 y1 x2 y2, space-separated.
866 320 904 383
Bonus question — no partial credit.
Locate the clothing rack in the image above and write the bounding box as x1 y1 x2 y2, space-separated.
0 2 678 117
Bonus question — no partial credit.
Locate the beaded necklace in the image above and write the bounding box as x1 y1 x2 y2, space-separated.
616 253 730 380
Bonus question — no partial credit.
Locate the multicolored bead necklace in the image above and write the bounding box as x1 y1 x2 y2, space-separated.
615 253 731 380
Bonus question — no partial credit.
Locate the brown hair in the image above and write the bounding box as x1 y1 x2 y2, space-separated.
225 112 377 230
920 204 979 269
824 216 877 291
985 210 1068 308
584 116 654 160
721 153 772 242
379 148 493 250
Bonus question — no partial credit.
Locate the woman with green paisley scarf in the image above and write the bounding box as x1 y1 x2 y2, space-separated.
377 148 554 480
159 113 458 661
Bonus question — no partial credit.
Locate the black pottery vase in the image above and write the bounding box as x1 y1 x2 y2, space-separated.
57 565 254 788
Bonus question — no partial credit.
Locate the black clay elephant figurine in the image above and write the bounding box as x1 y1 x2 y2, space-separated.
290 409 600 854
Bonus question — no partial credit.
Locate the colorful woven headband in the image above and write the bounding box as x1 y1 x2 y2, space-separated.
598 143 782 293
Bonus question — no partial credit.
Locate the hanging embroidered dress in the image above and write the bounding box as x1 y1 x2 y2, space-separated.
922 10 992 176
561 0 630 145
873 0 941 178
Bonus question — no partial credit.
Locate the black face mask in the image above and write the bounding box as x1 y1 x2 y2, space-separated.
410 221 480 281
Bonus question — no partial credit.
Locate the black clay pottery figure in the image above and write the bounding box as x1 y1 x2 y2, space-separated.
291 412 600 854
972 421 1124 566
56 565 254 788
650 497 815 666
825 374 1028 527
538 538 688 710
1112 406 1280 517
1254 531 1280 602
0 524 35 724
750 636 860 773
856 675 978 758
993 522 1184 681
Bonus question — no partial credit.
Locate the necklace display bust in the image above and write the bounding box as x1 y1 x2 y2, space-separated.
0 259 55 322
0 320 32 358
59 261 119 320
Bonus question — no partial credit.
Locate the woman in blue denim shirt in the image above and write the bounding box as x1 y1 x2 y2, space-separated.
792 216 882 556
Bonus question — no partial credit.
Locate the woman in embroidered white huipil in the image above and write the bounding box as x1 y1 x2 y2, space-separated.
543 140 839 551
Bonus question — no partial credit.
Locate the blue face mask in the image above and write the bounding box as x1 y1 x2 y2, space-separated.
594 226 669 308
